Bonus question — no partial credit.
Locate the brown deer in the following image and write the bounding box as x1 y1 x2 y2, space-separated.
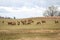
36 22 41 24
17 21 20 25
41 21 46 23
21 20 26 25
55 20 59 23
8 22 16 25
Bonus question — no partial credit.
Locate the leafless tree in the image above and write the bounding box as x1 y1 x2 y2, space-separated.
43 6 60 16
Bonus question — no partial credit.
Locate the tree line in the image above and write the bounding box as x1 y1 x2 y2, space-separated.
0 16 16 19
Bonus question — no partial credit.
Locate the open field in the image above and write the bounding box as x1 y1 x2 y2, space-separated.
0 29 60 40
0 17 60 40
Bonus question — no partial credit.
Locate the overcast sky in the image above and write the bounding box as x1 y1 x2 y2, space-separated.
0 0 60 18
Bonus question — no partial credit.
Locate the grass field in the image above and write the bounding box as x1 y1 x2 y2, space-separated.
0 17 60 40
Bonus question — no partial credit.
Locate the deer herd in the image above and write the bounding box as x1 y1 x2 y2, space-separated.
0 19 59 25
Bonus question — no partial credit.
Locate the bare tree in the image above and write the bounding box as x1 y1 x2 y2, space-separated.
43 6 60 16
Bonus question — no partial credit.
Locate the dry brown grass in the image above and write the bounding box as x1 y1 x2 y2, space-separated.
15 37 60 40
0 17 60 40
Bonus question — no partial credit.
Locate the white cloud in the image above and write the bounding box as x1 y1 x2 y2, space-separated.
0 6 46 18
1 6 60 18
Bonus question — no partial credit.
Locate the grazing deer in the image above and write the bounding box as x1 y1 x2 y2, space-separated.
17 21 20 25
36 22 41 24
8 22 16 25
28 19 34 23
21 20 26 25
41 21 46 23
21 19 34 25
2 21 4 23
27 19 34 24
55 20 59 23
